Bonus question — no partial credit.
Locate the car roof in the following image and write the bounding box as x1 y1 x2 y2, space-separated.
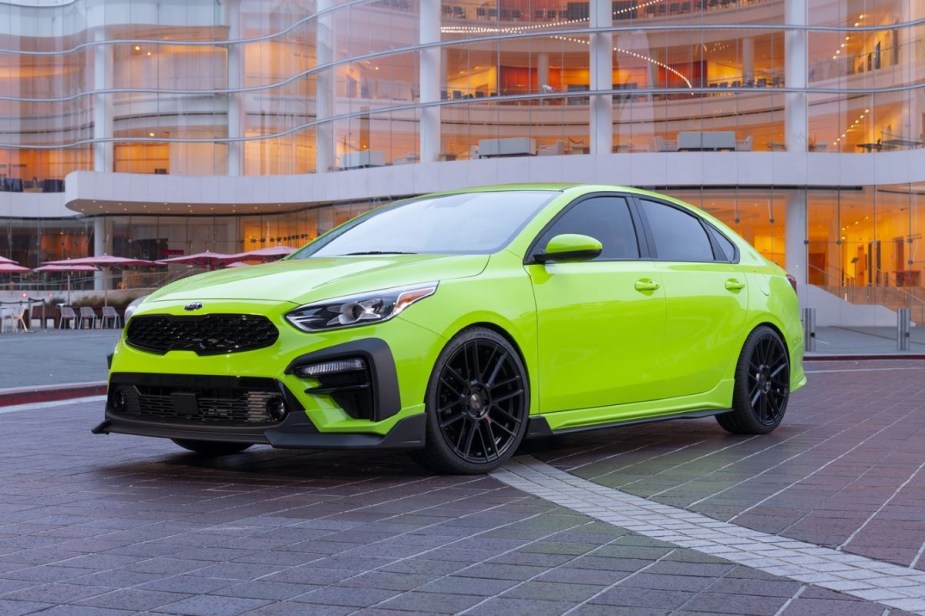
427 183 650 197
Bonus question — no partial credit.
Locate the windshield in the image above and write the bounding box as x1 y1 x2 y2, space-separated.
291 190 556 258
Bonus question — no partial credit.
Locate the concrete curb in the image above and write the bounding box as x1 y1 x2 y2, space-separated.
0 382 107 407
805 354 925 361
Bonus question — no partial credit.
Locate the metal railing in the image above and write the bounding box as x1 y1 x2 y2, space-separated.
809 264 925 323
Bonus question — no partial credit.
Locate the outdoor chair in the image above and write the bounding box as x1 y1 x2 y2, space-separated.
100 305 123 329
58 306 77 329
78 306 98 329
1 306 28 332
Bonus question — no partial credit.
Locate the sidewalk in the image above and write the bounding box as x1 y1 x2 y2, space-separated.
808 325 925 357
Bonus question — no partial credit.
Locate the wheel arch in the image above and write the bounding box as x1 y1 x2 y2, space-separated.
438 320 535 414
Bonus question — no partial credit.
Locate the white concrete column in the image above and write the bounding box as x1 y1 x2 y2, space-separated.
226 1 243 176
742 37 755 83
537 53 550 92
93 218 106 291
590 0 613 155
786 191 808 303
92 29 113 172
785 0 807 152
316 0 335 173
419 1 441 163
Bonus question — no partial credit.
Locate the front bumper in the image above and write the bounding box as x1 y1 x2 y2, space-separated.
92 406 426 449
97 300 444 449
93 369 425 449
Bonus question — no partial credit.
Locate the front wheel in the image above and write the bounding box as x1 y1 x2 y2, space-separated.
412 328 529 474
716 325 790 435
171 439 253 456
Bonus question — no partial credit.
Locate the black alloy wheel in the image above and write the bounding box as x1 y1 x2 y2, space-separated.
717 325 790 434
412 327 529 474
171 439 253 456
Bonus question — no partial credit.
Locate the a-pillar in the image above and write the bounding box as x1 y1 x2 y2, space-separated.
419 1 441 163
590 0 613 155
92 30 113 173
316 0 335 173
785 191 808 305
785 0 807 152
226 0 243 176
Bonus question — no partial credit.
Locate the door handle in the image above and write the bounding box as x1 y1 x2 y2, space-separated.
634 279 661 292
725 279 746 291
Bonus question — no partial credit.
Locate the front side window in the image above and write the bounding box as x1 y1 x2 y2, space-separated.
535 196 640 260
640 199 714 262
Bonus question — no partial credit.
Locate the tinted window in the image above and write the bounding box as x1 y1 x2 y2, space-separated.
536 196 639 260
709 226 737 262
641 199 714 262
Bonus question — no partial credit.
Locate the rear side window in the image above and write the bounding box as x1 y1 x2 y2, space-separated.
708 225 738 262
640 199 714 262
536 196 640 260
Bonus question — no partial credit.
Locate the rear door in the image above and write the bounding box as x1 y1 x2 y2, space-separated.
634 198 750 398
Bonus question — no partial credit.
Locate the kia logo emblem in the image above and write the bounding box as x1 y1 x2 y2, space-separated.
184 302 204 311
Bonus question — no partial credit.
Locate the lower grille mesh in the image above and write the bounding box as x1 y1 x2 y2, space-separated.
111 377 285 426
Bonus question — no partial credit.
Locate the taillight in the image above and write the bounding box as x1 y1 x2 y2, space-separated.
785 273 797 292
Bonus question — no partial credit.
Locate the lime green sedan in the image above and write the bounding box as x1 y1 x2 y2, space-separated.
94 184 806 474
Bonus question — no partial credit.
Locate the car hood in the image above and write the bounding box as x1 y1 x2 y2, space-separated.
147 254 490 304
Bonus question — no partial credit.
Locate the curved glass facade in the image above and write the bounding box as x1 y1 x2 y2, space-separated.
0 0 923 323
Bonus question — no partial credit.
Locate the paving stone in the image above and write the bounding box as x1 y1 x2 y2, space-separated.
3 368 925 616
375 590 484 614
463 596 579 616
679 591 789 615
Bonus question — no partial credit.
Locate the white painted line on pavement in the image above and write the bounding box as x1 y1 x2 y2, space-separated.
493 457 925 616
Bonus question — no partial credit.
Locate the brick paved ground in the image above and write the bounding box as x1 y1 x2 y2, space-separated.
0 360 922 615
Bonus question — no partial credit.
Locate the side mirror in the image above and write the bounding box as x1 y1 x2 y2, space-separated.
533 234 603 264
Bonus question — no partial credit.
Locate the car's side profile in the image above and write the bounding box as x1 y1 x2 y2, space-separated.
94 184 806 474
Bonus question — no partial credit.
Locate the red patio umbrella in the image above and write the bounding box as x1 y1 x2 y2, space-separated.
42 255 155 305
33 264 100 304
225 245 295 262
0 261 31 292
43 254 155 268
156 251 233 270
0 256 18 264
0 262 30 273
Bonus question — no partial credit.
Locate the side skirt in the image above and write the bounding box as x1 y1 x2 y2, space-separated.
526 408 731 439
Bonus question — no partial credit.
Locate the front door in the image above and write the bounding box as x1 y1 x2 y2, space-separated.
527 195 666 413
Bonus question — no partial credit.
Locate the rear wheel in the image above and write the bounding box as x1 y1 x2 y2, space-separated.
716 325 790 435
171 439 253 456
412 328 529 474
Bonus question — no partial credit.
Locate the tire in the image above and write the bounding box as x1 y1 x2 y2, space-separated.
716 325 790 435
411 327 530 474
171 439 253 456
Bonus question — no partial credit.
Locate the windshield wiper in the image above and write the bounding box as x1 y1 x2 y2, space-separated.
343 251 417 255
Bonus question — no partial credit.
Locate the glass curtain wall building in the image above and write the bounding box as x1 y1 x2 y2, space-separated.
0 0 923 323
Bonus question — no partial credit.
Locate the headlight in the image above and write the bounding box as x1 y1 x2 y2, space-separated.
123 294 150 321
285 283 437 332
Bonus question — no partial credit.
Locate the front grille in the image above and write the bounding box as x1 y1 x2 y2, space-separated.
127 314 278 355
110 376 286 426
